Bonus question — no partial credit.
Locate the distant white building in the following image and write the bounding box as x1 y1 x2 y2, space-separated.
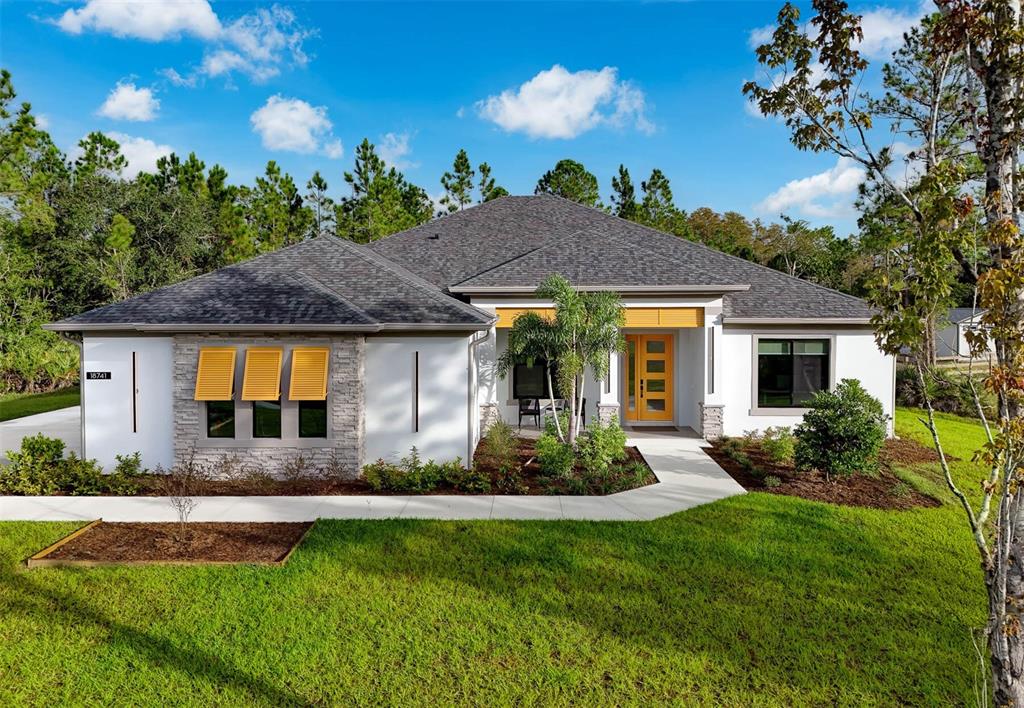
937 308 991 360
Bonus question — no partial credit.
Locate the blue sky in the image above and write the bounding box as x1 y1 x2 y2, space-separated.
2 1 927 235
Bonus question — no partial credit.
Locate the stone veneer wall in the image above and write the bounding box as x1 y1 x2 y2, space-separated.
597 404 619 425
173 334 365 478
698 403 724 440
479 403 502 435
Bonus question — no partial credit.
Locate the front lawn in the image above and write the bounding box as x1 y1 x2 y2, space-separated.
0 386 79 422
0 409 988 705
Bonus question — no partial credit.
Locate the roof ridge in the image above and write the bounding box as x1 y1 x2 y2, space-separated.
287 272 378 324
321 235 493 323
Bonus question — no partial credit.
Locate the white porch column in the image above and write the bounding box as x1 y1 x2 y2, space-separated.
598 347 620 424
700 307 725 439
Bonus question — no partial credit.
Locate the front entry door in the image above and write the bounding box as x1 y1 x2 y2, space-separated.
624 334 674 422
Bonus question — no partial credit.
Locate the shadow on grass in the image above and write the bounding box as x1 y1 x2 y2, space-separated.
1 569 315 707
289 495 981 701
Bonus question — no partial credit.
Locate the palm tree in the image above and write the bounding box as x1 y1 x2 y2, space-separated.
498 275 624 445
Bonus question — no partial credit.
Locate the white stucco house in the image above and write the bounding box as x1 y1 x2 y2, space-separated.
45 195 895 474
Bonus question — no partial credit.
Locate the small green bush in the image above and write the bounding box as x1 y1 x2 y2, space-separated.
362 448 487 493
577 419 627 477
718 437 743 455
0 435 144 495
760 427 795 465
763 475 782 489
794 379 888 481
536 430 574 477
480 420 518 474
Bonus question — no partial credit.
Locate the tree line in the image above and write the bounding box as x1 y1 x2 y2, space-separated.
3 68 871 393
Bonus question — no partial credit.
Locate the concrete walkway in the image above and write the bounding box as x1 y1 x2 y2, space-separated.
0 406 81 464
0 427 744 522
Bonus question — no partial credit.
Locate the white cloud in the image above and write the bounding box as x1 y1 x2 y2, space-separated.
35 114 50 130
97 81 159 121
323 139 343 160
748 24 775 49
378 132 416 169
198 6 312 83
747 3 925 61
250 95 341 158
756 157 866 219
476 64 654 139
69 131 174 179
56 0 220 41
54 2 312 85
857 5 924 59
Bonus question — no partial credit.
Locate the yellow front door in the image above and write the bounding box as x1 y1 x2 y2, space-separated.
624 334 674 422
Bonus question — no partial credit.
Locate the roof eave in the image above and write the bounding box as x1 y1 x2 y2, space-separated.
450 284 751 295
43 320 495 334
724 317 872 326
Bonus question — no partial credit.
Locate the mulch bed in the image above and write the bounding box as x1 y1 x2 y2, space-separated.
706 438 943 511
472 439 656 495
132 476 375 496
35 522 312 565
112 440 656 497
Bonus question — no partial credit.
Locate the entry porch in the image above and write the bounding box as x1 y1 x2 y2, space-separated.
475 302 725 440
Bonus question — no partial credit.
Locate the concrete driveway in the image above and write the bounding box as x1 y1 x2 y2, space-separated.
0 406 81 464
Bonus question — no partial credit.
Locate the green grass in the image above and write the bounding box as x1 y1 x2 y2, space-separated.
0 409 990 705
0 387 80 422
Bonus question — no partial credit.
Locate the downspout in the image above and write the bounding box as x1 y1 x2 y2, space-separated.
55 332 85 460
467 328 492 460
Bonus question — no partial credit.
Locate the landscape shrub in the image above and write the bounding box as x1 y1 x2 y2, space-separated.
362 448 488 493
577 420 627 475
760 427 795 465
0 435 144 495
282 453 317 482
535 430 574 478
764 475 782 489
480 420 518 474
794 379 888 481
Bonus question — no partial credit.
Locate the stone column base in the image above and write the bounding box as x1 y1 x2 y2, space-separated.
597 404 620 425
699 403 724 440
479 403 502 435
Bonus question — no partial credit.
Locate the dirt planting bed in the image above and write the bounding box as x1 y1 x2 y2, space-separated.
706 438 942 511
29 521 313 566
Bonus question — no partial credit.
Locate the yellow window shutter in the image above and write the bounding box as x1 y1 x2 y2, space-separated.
194 347 237 401
288 347 330 400
241 347 283 401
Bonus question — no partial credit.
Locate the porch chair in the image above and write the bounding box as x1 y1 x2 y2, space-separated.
518 398 541 429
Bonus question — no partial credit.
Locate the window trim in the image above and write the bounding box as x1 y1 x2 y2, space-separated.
749 333 836 416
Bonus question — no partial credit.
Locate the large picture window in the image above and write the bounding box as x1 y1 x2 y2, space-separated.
513 359 555 399
757 339 830 408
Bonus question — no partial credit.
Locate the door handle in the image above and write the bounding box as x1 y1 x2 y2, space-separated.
640 378 644 399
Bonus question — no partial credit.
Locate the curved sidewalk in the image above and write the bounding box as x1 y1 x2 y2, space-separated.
0 430 744 522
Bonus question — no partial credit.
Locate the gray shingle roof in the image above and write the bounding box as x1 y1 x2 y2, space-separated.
370 194 872 321
48 236 494 332
947 307 986 324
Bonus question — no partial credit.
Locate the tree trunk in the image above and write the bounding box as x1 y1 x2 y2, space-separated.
545 368 564 442
567 376 579 446
989 499 1024 706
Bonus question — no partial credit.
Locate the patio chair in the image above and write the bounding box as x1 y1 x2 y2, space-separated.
518 398 541 429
